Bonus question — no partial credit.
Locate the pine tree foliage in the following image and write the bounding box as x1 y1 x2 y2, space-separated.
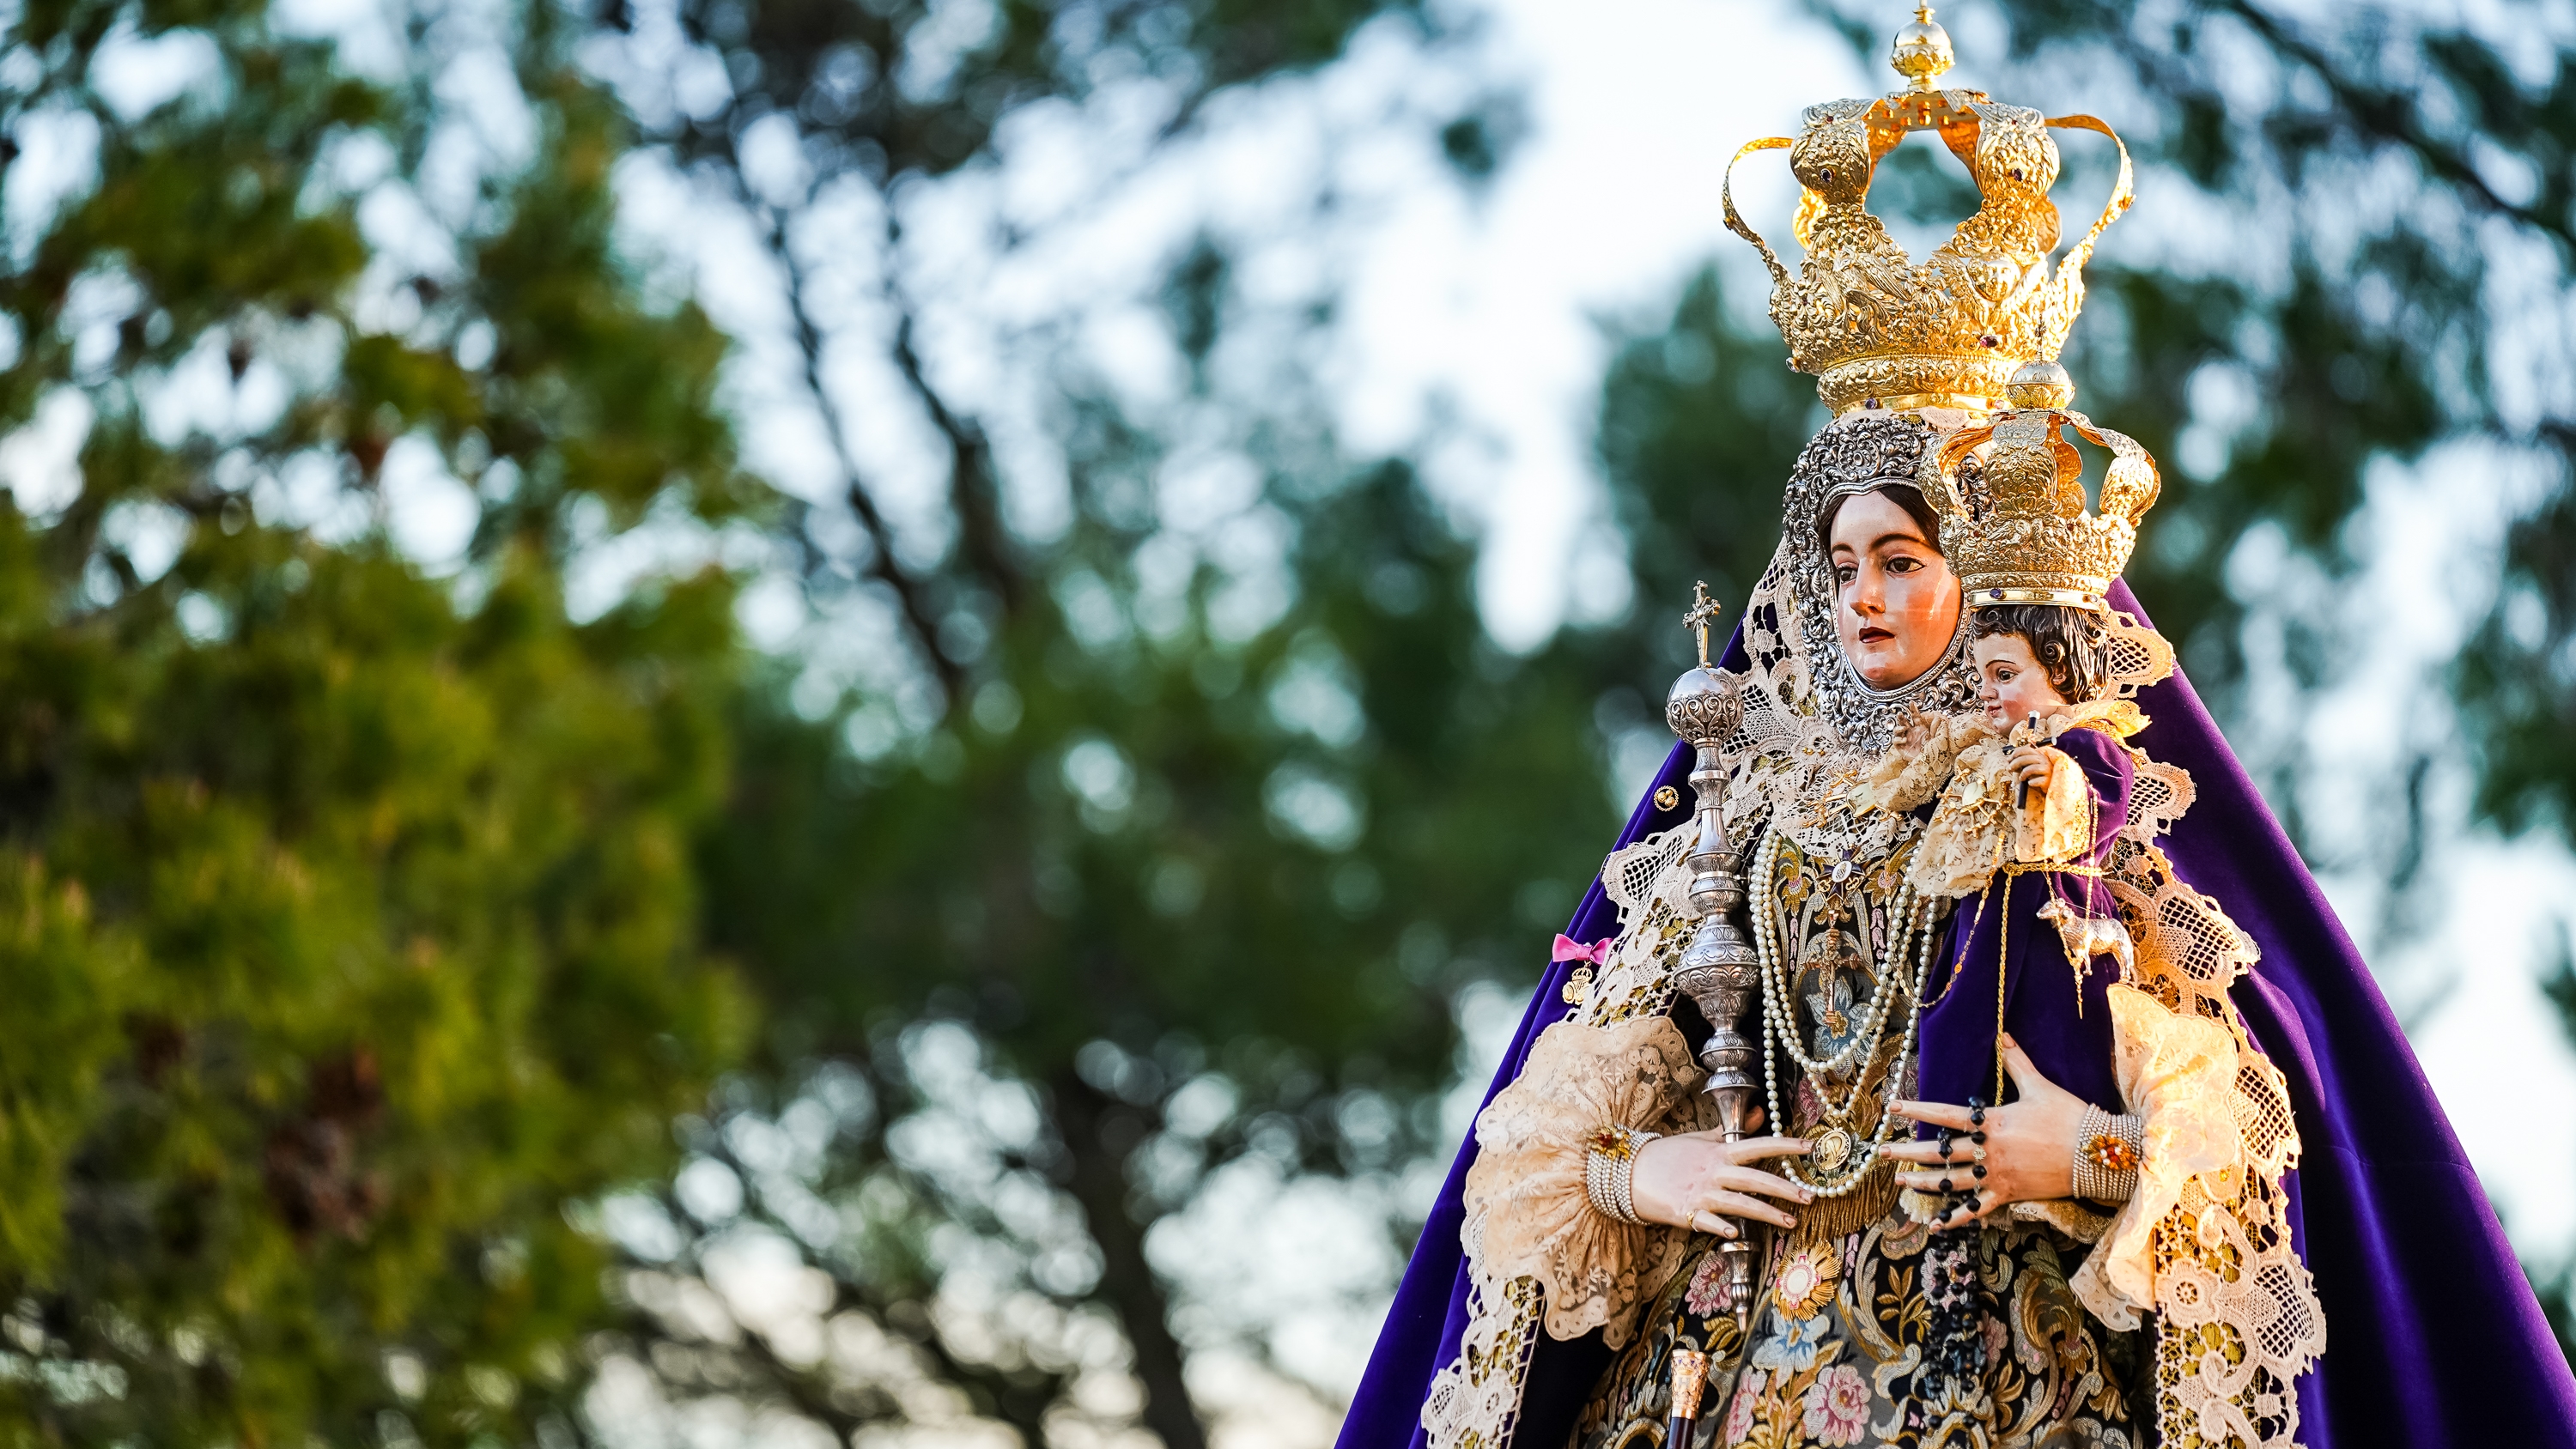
0 0 757 1440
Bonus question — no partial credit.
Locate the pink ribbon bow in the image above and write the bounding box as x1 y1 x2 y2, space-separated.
1552 934 1614 966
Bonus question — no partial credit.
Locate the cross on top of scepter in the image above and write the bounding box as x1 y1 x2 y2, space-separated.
1682 581 1722 669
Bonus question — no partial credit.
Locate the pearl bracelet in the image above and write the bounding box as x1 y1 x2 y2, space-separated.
2073 1104 2144 1204
1583 1125 1659 1226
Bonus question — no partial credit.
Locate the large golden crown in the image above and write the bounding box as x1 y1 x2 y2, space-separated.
1723 7 2135 415
1916 362 2161 611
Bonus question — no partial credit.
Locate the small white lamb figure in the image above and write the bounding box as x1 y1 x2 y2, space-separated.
2037 896 2136 984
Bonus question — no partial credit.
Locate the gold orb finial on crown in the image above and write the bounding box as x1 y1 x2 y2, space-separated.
1891 6 1953 91
2004 359 2075 410
1917 385 2161 613
1719 12 2137 415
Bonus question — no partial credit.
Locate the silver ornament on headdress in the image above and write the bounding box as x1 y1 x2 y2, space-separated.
1777 412 1978 753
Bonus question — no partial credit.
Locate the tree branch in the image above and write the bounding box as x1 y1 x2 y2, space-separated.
647 1138 1075 1449
881 210 1028 621
834 1280 1067 1448
662 1300 899 1442
2205 1 2575 254
1051 1070 1207 1449
760 204 969 706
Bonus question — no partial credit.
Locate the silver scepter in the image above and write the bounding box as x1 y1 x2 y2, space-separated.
1663 582 1765 1332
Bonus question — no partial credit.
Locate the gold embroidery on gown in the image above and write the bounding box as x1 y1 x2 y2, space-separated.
1577 1216 2145 1449
1572 822 2148 1449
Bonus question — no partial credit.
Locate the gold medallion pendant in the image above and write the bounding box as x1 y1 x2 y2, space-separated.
1809 1125 1853 1174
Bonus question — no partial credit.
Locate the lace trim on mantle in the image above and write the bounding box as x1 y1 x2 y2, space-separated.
1422 842 1712 1449
2068 691 2324 1448
1421 1275 1541 1449
1460 1016 1704 1347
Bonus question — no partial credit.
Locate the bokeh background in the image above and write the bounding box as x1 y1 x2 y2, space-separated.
0 0 2572 1443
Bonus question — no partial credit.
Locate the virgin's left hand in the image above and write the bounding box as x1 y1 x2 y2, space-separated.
1883 1033 2087 1224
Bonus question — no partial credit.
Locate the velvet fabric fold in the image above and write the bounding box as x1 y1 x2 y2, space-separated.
1334 584 2576 1449
1911 720 2133 1121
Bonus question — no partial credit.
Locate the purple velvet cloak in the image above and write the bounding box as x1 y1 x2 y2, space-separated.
1911 718 2133 1120
1337 582 2576 1449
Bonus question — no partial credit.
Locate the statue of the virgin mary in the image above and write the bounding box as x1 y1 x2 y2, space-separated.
1340 12 2576 1449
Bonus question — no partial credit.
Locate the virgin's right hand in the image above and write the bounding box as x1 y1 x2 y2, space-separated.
1629 1128 1814 1237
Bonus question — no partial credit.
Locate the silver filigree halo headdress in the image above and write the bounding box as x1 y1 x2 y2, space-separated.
1779 413 1978 752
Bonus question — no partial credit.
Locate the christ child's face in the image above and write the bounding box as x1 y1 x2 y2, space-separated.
1829 490 1962 689
1972 633 2071 730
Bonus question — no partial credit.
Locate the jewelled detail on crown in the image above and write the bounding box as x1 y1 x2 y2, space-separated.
1720 14 2134 416
1917 366 2162 612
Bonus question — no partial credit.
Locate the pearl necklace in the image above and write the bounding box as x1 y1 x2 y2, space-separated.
1753 833 1916 1082
1750 825 1940 1197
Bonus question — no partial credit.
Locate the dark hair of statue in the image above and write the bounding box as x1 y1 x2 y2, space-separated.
1969 603 2111 701
1815 482 1945 561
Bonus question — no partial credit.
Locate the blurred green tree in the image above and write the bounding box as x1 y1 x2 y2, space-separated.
0 0 761 1441
557 2 1617 1446
635 440 1618 1448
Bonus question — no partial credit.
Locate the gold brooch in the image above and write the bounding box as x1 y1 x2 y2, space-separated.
2082 1132 2138 1173
1809 1125 1855 1174
1584 1125 1638 1161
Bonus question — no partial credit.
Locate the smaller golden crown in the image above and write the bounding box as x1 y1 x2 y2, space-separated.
1723 7 2134 415
1917 362 2161 612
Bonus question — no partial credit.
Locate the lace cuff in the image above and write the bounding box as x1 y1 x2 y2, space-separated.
2069 984 2244 1329
2013 742 2098 864
1909 732 2108 898
1850 713 1990 815
2005 1197 2115 1242
1462 1016 1701 1348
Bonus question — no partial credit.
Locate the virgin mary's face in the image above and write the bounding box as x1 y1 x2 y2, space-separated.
1828 489 1962 689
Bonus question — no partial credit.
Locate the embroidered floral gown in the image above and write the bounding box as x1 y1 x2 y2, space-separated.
1564 711 2152 1449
